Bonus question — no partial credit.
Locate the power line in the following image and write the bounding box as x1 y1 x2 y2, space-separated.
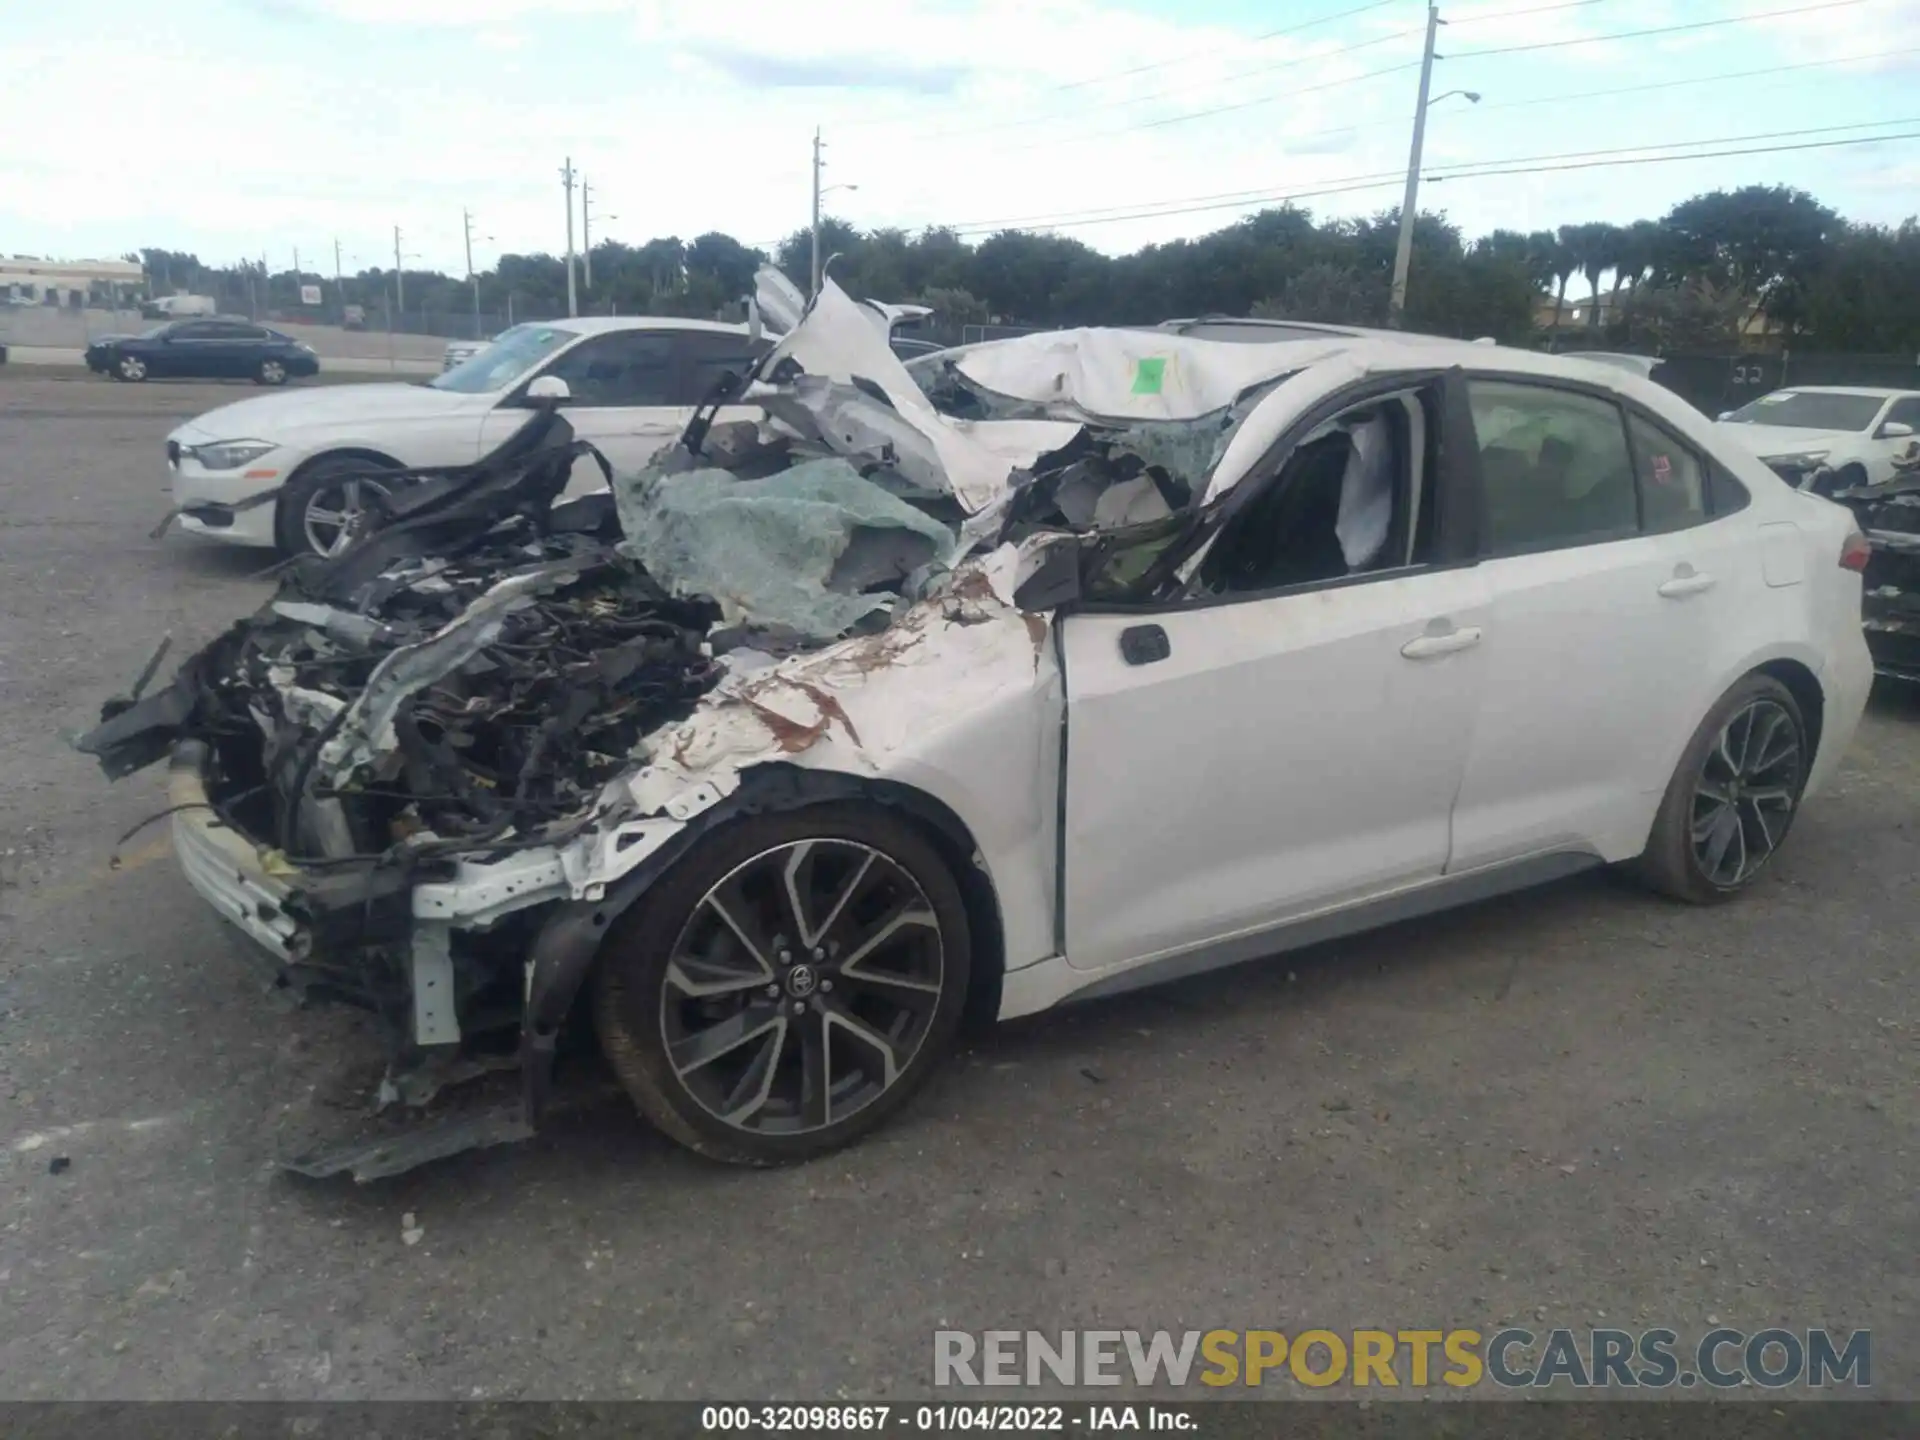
833 0 1404 136
885 27 1422 148
943 122 1919 235
977 58 1423 159
1054 0 1405 92
1449 0 1865 59
1448 0 1612 23
1431 115 1920 176
946 44 1920 223
1430 129 1920 182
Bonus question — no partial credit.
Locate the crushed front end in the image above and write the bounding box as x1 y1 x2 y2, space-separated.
1831 462 1920 684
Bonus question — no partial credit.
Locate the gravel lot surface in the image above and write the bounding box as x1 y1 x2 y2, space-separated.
0 376 1913 1401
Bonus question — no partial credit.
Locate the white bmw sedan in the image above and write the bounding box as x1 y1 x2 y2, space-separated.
161 317 770 557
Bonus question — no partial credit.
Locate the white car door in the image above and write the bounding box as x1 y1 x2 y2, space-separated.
1058 377 1491 976
477 330 691 496
1446 377 1758 871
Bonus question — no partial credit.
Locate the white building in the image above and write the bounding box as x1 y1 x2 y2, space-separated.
1 256 146 306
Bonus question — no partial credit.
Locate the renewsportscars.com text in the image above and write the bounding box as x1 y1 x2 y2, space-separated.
933 1328 1871 1390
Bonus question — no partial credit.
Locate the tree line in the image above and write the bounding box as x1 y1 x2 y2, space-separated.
136 184 1920 355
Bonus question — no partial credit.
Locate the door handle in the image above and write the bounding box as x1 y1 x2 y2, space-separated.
1400 626 1483 659
1658 572 1718 598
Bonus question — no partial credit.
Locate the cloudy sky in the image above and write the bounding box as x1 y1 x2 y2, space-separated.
3 0 1917 287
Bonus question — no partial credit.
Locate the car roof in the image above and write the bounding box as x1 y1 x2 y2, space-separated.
1757 385 1915 399
537 316 748 337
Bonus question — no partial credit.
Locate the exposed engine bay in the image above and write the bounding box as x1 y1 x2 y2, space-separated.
71 269 1283 1178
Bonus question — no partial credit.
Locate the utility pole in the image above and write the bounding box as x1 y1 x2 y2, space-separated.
582 180 594 290
333 238 344 321
1388 2 1441 329
293 245 301 297
393 225 406 313
809 127 824 298
463 208 482 339
560 157 579 317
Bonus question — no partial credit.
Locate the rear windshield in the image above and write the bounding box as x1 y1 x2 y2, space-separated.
1724 391 1885 432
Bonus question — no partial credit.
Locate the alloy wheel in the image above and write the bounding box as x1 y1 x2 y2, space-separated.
118 356 146 380
1690 698 1802 889
659 839 947 1136
261 359 287 384
302 476 393 557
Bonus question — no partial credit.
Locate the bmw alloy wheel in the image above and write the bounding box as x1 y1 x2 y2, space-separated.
1690 697 1803 888
301 476 393 557
658 839 948 1136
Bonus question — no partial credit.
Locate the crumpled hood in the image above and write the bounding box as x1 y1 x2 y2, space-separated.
920 327 1349 426
753 268 1081 513
168 382 488 443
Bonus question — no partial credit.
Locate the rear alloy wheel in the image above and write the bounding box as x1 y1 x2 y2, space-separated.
274 456 399 558
115 355 148 382
255 357 289 386
1637 675 1808 903
593 806 972 1165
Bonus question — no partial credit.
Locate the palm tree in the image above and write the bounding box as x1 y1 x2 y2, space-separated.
1549 225 1583 343
1563 221 1624 334
1613 218 1662 342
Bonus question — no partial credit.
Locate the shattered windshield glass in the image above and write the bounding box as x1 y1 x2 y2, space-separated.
429 324 573 394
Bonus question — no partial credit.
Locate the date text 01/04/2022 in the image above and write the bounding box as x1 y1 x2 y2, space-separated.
700 1405 1195 1432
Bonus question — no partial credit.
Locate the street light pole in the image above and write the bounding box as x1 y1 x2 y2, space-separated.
810 127 823 298
582 180 593 290
1388 2 1441 330
333 238 344 322
464 208 481 340
393 225 406 313
561 157 579 317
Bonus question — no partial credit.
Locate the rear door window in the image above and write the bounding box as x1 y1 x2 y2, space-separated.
1467 380 1639 556
1625 413 1708 534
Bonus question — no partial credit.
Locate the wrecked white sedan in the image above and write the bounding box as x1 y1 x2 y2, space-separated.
77 269 1874 1176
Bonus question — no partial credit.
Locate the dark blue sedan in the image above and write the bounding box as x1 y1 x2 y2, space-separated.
85 320 321 385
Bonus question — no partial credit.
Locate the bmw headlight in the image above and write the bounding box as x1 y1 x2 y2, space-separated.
191 439 278 471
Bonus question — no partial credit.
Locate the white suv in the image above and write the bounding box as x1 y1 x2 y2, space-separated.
163 317 769 556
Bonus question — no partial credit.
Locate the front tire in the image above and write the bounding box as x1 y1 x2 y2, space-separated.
1636 674 1809 904
273 455 398 558
255 356 289 386
114 354 147 382
593 805 973 1165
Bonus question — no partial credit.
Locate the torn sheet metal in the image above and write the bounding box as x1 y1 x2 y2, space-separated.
754 269 1078 513
917 328 1349 427
628 546 1050 815
613 457 956 642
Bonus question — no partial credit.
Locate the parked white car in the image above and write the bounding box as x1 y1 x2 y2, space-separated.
442 335 495 371
93 271 1874 1174
163 317 771 556
1715 385 1920 490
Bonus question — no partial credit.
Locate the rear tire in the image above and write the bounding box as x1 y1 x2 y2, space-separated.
592 804 973 1166
1635 674 1809 904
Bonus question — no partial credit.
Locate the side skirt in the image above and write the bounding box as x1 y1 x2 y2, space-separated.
998 849 1602 1019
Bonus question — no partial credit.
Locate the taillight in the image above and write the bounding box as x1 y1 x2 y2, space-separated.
1840 530 1873 573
